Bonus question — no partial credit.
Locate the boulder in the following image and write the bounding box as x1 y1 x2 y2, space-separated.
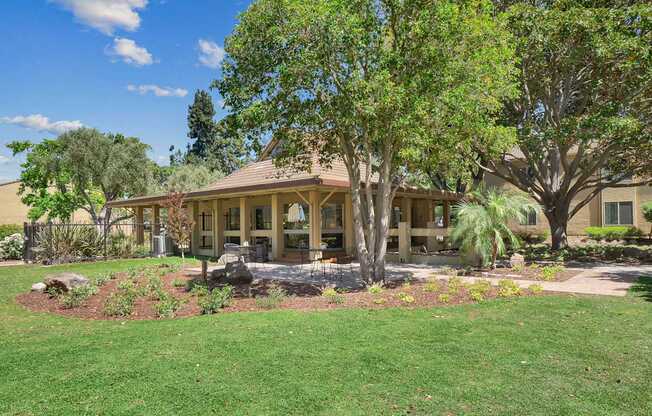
216 253 240 265
43 272 89 293
210 266 227 281
31 282 46 293
210 261 253 285
510 253 525 268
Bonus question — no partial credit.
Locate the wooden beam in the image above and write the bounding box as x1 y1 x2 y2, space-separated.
294 190 310 205
320 190 336 207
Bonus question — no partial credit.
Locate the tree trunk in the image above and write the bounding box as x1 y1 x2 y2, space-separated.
545 208 569 250
349 174 372 284
491 241 498 269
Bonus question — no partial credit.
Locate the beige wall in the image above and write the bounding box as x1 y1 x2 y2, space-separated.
0 180 92 225
485 173 652 236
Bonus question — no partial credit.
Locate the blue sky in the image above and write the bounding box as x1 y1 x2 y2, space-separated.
0 0 252 181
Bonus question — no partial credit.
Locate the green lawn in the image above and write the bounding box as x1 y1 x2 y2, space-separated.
1 258 651 415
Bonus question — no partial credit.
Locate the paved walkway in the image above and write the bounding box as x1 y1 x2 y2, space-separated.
189 261 651 297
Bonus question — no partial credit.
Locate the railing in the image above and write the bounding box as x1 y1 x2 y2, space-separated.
22 222 176 264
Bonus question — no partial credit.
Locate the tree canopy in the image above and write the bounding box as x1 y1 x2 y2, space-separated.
8 128 151 225
216 0 518 282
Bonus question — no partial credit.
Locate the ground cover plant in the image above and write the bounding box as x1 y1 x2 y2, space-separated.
1 258 651 415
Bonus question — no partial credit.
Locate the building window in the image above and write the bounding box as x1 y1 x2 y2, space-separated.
321 203 343 249
254 206 272 230
604 201 633 225
390 206 401 228
520 209 537 226
200 235 213 250
225 207 240 231
200 212 212 231
225 236 241 245
433 203 445 228
284 203 309 249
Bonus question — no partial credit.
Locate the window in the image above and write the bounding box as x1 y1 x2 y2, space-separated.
284 203 309 249
520 209 537 226
254 206 272 230
200 235 213 250
321 203 343 249
225 236 241 245
433 203 445 228
604 201 633 225
200 212 212 231
390 206 401 228
225 207 240 231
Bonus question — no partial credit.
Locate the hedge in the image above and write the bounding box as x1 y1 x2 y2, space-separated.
585 226 642 241
0 224 22 240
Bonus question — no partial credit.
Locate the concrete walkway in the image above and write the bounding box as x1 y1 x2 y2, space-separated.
189 261 651 297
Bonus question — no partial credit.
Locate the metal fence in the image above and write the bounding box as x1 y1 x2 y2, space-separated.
23 222 177 264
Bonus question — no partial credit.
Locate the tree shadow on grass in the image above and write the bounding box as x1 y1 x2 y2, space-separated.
629 276 652 302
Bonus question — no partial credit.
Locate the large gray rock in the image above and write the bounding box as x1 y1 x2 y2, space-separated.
510 253 525 268
31 282 46 293
43 272 89 292
210 261 253 285
216 254 240 265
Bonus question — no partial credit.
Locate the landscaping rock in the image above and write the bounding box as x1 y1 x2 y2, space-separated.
210 266 227 280
209 261 254 285
510 253 525 268
31 282 46 293
43 272 89 292
216 253 240 265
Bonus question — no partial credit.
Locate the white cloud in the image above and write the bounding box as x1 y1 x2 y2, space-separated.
0 155 11 165
127 84 188 97
0 114 83 135
52 0 148 35
198 39 225 69
106 37 154 66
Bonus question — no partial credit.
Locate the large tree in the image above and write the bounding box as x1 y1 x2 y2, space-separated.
8 128 151 227
216 0 517 283
476 1 652 249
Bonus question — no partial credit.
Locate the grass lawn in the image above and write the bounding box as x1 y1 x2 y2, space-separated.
1 258 651 415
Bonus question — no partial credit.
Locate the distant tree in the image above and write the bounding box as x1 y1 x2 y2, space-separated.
476 1 652 250
187 90 216 160
8 128 151 227
452 188 539 269
216 0 517 283
163 191 194 265
643 201 652 238
148 163 223 194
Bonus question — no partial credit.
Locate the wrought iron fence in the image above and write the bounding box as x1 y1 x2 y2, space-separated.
22 222 177 264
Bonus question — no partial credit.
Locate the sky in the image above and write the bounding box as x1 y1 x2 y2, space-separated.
0 0 252 182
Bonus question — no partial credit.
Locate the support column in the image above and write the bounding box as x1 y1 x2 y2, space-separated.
135 206 144 245
271 194 282 260
344 192 354 256
443 200 451 228
309 190 321 258
191 201 199 255
152 205 160 235
401 197 412 226
398 221 411 263
213 199 223 257
239 197 250 245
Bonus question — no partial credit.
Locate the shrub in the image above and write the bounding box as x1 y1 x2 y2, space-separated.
0 233 23 260
440 267 458 276
516 230 548 245
146 275 163 296
423 280 439 293
643 202 652 236
539 265 564 281
60 284 98 309
255 285 288 309
468 279 491 295
511 262 525 273
198 285 234 314
498 279 521 297
46 286 62 298
528 284 543 294
117 279 135 292
154 292 182 318
438 293 451 303
104 292 136 316
190 284 209 298
397 293 415 304
93 273 112 287
469 291 484 302
367 283 384 295
373 298 387 305
35 225 105 262
447 276 466 294
0 224 22 240
585 226 642 241
172 278 186 288
322 287 344 304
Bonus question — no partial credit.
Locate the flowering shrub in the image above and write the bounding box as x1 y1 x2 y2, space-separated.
0 233 23 260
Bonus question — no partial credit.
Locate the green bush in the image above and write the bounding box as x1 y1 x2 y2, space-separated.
93 273 113 287
0 224 22 240
104 292 136 316
0 233 23 260
60 284 98 309
255 285 288 309
397 293 415 304
423 280 439 293
643 202 652 235
498 279 521 297
438 293 451 303
198 285 234 314
154 292 182 318
367 283 384 295
585 226 642 241
35 225 105 262
528 284 543 294
539 265 564 281
172 278 186 288
322 287 345 304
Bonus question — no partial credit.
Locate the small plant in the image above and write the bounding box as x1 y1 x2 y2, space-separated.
190 285 209 298
438 293 451 303
255 285 287 309
397 293 415 304
146 275 163 296
172 278 186 288
103 292 136 316
468 279 491 295
402 281 411 289
60 284 98 309
528 284 544 294
373 298 387 305
423 280 439 293
469 291 484 302
154 292 182 318
367 283 384 295
117 279 135 292
93 273 112 287
322 287 345 304
186 279 207 293
46 286 63 298
511 263 525 273
198 285 234 314
440 267 458 276
539 265 564 281
447 276 466 294
498 279 521 297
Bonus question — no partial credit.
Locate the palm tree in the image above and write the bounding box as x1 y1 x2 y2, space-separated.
451 187 540 269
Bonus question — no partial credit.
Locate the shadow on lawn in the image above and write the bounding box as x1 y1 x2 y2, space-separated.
629 276 652 302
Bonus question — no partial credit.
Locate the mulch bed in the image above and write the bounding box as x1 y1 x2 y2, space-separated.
17 268 545 321
468 265 583 282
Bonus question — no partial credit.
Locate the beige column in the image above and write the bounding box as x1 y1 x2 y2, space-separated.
135 206 144 245
344 192 354 256
443 200 451 228
152 205 160 235
191 201 199 255
213 199 223 257
239 197 250 245
427 200 434 223
401 197 412 226
309 190 321 258
271 194 283 260
398 221 411 263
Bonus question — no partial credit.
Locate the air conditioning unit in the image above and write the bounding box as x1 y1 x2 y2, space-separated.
152 235 167 257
